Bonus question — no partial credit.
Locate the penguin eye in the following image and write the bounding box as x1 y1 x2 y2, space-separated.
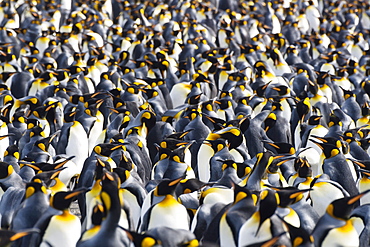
50 179 57 187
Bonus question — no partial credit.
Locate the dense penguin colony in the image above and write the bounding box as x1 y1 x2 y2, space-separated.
1 0 370 246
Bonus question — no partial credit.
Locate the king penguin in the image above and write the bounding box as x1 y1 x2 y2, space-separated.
219 185 258 247
56 109 89 174
313 141 359 197
10 182 49 247
32 188 88 247
312 191 370 247
140 177 189 231
77 171 130 247
238 189 289 247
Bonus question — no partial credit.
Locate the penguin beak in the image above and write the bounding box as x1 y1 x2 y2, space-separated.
272 155 286 160
275 156 295 166
359 169 370 177
264 141 280 149
348 190 370 205
296 146 313 156
310 135 327 143
168 176 185 186
9 228 40 241
309 139 324 150
50 167 67 180
20 162 41 172
65 187 89 199
96 157 108 168
351 159 366 169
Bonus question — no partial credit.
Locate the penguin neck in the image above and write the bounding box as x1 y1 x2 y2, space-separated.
103 192 122 230
160 194 178 206
88 180 102 197
234 196 257 212
1 172 24 189
246 163 270 191
56 209 77 221
81 225 101 241
219 169 240 187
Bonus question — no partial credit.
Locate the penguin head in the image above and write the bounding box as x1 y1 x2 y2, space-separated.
50 188 88 211
25 181 48 199
294 157 313 177
113 167 131 184
207 126 243 149
4 145 19 160
186 94 202 105
93 158 113 182
327 113 342 128
327 191 370 220
0 162 15 180
296 97 311 122
142 88 160 100
93 143 125 157
219 160 238 172
253 151 274 171
310 135 344 150
154 176 184 197
254 82 270 98
215 98 233 110
341 87 355 100
67 65 87 76
16 96 41 113
169 142 194 163
350 159 370 170
32 105 53 120
307 115 323 126
116 152 135 171
175 178 207 197
311 140 341 159
360 102 370 117
340 134 358 145
268 156 295 174
18 160 41 174
28 124 46 138
33 133 58 152
155 143 172 161
358 138 370 152
343 128 360 139
263 112 276 132
204 139 228 152
233 184 257 205
257 189 279 234
126 110 156 137
268 185 310 207
31 165 66 186
84 99 104 117
165 130 192 141
100 171 122 211
283 221 314 247
271 85 290 97
63 109 78 123
126 230 160 247
91 204 105 226
225 116 250 133
316 71 331 85
264 141 296 155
